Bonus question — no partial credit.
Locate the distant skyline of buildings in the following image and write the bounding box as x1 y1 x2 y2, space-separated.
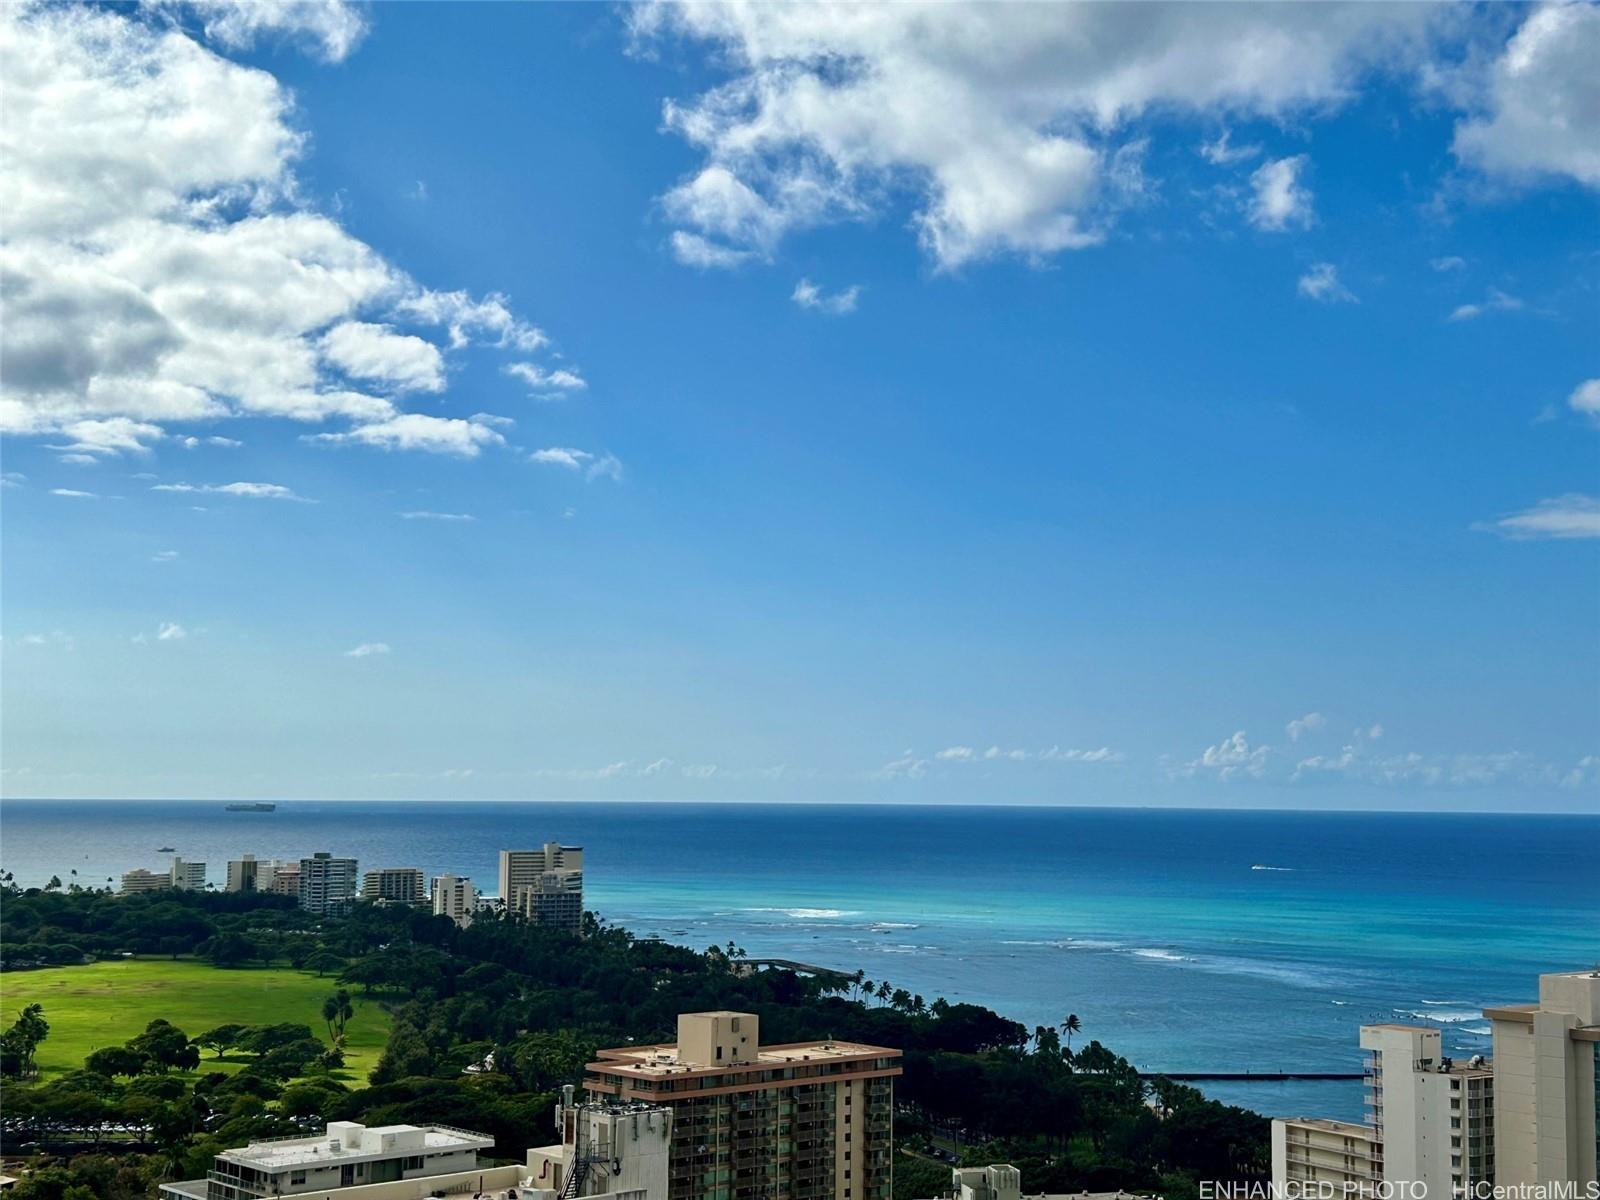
114 841 587 937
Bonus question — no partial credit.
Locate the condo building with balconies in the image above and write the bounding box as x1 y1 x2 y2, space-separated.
1485 968 1600 1186
584 1010 901 1200
499 843 584 933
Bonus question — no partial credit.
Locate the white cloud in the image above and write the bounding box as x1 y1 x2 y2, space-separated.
1367 723 1384 740
320 322 445 393
1296 262 1356 303
163 0 369 63
308 413 507 457
531 447 590 469
1184 730 1270 781
344 641 391 657
152 480 305 500
1430 255 1467 272
586 453 623 483
1478 494 1600 540
50 488 97 498
58 453 98 465
0 4 555 462
152 549 179 562
16 630 75 649
1452 2 1600 189
1567 378 1600 426
1286 712 1326 742
504 362 587 393
156 621 186 641
1199 129 1261 165
398 510 475 522
792 278 861 315
669 231 758 270
1447 287 1523 322
1248 155 1314 231
934 746 974 761
47 418 166 457
180 435 243 448
636 3 1433 269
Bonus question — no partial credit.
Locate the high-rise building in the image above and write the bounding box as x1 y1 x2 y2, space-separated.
225 855 278 894
1271 1023 1493 1193
1485 969 1600 1185
529 1090 673 1199
431 874 479 928
1270 1119 1382 1190
1359 1023 1493 1192
268 863 301 898
297 853 359 916
120 867 173 895
500 843 584 933
585 1010 901 1200
360 867 426 905
170 857 207 890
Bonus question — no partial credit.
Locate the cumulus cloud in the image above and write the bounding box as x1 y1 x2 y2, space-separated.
308 413 507 457
134 621 188 643
1447 287 1523 322
1477 494 1600 540
1567 378 1600 426
635 3 1433 268
50 488 97 498
398 510 475 522
320 322 445 393
344 642 391 657
1452 2 1600 189
163 0 369 63
1199 129 1261 165
1248 155 1314 230
531 447 591 470
1184 731 1270 781
792 278 861 315
152 481 306 500
530 448 623 481
1286 712 1326 742
505 362 587 393
0 3 560 462
1296 262 1356 303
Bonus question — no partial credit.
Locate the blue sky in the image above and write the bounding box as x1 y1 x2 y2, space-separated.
2 1 1596 808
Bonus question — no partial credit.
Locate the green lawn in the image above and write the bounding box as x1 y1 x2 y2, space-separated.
1 958 391 1083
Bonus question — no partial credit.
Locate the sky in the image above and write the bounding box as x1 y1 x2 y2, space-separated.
1 0 1597 810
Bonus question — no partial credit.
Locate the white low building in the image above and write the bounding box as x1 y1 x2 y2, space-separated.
162 1121 493 1200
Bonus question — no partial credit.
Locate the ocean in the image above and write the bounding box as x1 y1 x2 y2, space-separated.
1 799 1595 1122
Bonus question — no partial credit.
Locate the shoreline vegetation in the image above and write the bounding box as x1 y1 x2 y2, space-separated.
0 882 1268 1200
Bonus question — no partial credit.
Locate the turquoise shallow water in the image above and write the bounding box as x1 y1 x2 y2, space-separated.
2 800 1595 1121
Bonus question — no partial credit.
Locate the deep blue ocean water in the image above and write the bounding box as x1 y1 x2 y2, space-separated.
2 800 1595 1122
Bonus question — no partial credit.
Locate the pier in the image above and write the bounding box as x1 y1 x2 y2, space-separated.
1138 1071 1364 1081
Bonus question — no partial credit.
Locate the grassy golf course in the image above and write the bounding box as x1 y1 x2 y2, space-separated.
2 958 390 1081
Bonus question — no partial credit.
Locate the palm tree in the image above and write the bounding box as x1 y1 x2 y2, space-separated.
875 980 892 1006
336 989 354 1036
1060 1013 1082 1051
321 995 340 1040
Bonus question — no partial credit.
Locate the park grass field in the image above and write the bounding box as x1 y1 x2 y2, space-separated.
1 958 391 1082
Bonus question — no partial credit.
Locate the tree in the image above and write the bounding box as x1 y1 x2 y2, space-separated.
195 1024 246 1059
321 996 341 1040
128 1019 194 1073
1060 1013 1082 1051
0 1003 49 1078
304 949 345 977
335 989 354 1037
84 1045 146 1078
199 931 256 968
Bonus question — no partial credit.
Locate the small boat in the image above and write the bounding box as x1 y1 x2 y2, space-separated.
157 846 176 853
225 802 277 812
